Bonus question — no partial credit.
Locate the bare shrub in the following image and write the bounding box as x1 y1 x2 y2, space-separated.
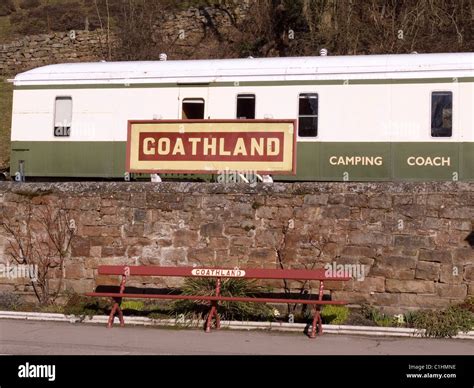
229 0 474 57
276 224 328 316
1 201 75 306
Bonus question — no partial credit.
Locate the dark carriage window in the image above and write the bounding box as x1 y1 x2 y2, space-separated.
54 97 72 137
431 92 452 137
182 98 205 119
298 93 318 137
236 94 255 119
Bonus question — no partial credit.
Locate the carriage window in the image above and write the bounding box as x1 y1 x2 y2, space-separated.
298 93 318 137
431 92 452 137
236 94 255 119
182 98 205 119
54 97 72 137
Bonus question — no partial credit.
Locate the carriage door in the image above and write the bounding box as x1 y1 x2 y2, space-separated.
178 85 209 119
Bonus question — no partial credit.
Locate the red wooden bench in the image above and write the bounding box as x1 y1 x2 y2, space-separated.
85 265 350 338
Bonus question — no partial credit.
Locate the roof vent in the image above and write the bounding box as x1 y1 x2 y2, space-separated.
159 53 168 61
319 48 328 56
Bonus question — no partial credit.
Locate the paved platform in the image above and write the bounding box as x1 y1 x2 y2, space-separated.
1 319 473 355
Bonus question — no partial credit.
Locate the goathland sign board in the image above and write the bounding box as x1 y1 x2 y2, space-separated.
126 120 296 174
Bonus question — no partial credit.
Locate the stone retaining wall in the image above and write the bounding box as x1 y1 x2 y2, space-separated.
0 182 472 313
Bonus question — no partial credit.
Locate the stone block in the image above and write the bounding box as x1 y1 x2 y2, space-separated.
248 248 276 263
394 235 433 249
230 236 254 247
419 250 452 264
439 264 463 284
172 229 198 247
341 246 376 258
468 282 474 296
415 261 440 281
200 222 223 237
205 237 229 249
385 279 435 294
464 265 474 281
368 194 392 209
348 231 391 246
303 194 329 205
71 237 90 257
322 206 351 219
64 279 97 294
453 248 474 266
160 248 187 265
332 291 373 304
188 248 214 263
343 194 368 207
101 245 126 257
436 283 467 299
440 206 474 219
352 276 385 292
81 225 121 237
65 263 85 279
398 293 451 309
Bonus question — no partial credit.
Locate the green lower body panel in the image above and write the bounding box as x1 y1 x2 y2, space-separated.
393 142 460 181
280 142 321 181
10 142 127 178
10 141 474 181
461 142 474 180
319 142 391 181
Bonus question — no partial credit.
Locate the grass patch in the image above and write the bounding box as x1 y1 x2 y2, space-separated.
0 291 23 310
407 300 474 338
0 78 12 169
367 308 397 327
321 305 349 325
171 277 275 321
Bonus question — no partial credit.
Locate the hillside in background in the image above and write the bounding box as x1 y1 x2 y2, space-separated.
0 0 472 57
0 79 12 170
1 0 473 169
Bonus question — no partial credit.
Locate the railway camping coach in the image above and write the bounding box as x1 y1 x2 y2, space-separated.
8 52 474 181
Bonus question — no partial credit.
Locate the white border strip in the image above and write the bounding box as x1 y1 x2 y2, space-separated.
1 311 473 339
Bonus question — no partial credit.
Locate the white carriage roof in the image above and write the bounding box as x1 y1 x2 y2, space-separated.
13 52 474 86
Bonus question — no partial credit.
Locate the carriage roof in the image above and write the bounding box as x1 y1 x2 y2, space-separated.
12 52 474 86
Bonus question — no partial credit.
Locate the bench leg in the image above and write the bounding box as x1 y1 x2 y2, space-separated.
215 307 221 330
107 297 125 328
205 301 220 333
309 308 322 339
117 301 125 327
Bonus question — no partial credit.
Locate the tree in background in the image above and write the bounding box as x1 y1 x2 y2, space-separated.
112 0 176 60
231 0 474 57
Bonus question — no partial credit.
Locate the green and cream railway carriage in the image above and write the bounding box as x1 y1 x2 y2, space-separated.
9 52 474 180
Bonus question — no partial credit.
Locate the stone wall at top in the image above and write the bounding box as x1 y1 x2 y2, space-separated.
0 4 248 77
0 30 106 76
0 181 472 313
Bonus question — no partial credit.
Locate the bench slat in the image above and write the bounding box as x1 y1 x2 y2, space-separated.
85 292 347 305
97 265 350 281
